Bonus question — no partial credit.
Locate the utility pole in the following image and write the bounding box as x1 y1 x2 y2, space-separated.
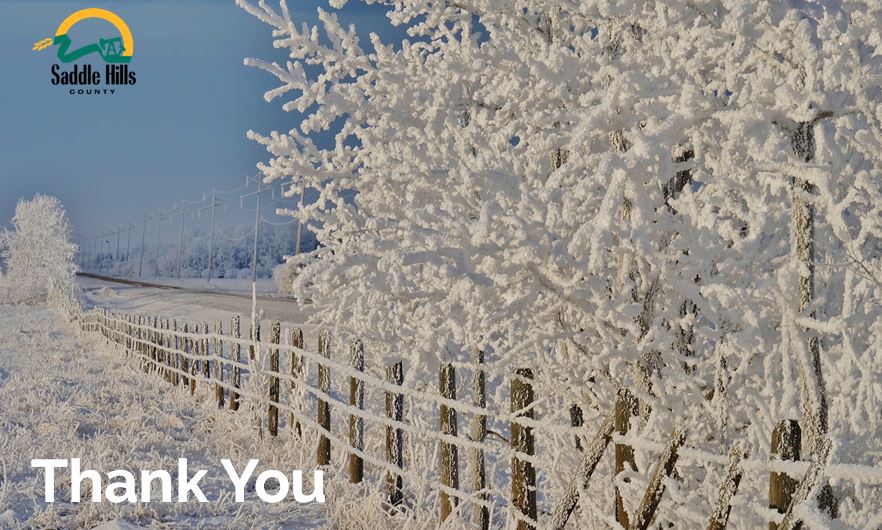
82 236 89 270
125 222 134 262
155 211 163 278
295 181 306 255
252 193 260 285
171 202 192 281
198 190 224 285
100 235 108 272
138 213 148 277
177 212 185 280
115 226 121 262
240 175 274 348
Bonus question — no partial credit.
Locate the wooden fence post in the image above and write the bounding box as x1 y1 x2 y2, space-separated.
172 320 180 386
615 388 638 528
142 316 149 370
777 437 832 530
150 317 158 372
162 319 171 383
317 329 331 466
201 321 210 379
706 442 745 530
150 317 158 375
511 368 536 530
631 427 687 530
470 349 489 530
139 315 147 372
439 363 459 523
189 324 197 396
153 318 160 376
130 315 135 354
181 322 190 388
139 314 144 357
349 339 365 483
124 314 130 351
192 321 199 379
386 361 404 507
230 315 241 411
150 317 157 373
769 419 801 530
268 322 281 437
214 320 224 408
290 328 304 437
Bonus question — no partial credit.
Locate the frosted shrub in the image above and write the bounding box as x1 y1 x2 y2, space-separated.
240 1 882 526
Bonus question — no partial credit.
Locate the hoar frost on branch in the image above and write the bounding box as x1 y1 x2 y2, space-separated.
240 1 882 526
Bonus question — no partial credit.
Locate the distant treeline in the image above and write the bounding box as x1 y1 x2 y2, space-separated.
87 223 317 280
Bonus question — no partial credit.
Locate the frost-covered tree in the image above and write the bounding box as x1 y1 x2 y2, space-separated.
0 195 77 303
242 1 882 526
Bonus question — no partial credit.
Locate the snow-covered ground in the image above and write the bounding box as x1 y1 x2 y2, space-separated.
0 304 326 529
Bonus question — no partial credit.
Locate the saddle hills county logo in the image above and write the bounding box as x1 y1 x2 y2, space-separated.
33 8 137 95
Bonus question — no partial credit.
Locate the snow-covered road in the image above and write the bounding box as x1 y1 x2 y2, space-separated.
77 277 318 337
0 304 326 529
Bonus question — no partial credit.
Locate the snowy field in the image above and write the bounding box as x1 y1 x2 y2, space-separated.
0 304 326 529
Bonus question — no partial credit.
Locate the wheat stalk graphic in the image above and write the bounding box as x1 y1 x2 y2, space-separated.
32 38 54 51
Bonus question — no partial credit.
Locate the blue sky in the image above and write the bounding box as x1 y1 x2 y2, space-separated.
0 0 400 241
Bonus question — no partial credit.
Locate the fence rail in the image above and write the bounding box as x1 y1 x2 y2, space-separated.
58 298 882 529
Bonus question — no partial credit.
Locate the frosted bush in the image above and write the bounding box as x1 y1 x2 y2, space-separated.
0 194 77 305
239 1 882 526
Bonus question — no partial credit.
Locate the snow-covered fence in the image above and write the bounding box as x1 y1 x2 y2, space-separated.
59 299 882 529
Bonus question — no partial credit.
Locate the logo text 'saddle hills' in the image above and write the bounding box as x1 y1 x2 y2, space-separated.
33 8 137 95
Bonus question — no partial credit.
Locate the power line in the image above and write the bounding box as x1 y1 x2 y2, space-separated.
87 175 311 284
